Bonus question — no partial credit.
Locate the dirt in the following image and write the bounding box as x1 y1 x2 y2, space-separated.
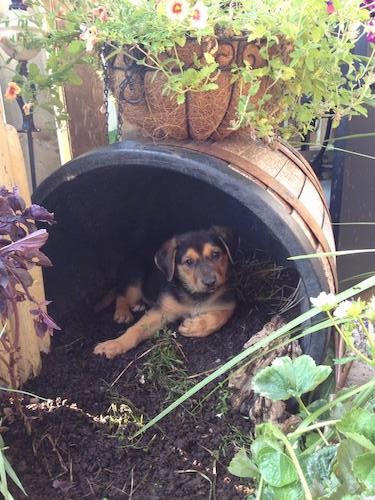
5 265 299 500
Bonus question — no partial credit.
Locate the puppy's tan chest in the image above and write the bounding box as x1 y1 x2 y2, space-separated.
159 291 233 320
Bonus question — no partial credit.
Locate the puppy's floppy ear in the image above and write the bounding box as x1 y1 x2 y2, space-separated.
211 226 238 264
154 237 177 281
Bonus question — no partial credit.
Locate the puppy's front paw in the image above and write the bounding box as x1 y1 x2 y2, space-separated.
178 317 205 337
113 308 134 324
93 339 124 358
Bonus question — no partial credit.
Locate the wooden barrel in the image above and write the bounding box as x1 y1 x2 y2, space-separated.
34 134 336 363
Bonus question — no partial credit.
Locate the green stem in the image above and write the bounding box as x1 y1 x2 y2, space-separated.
327 311 371 365
297 377 375 432
277 432 312 500
353 383 375 408
296 396 329 446
358 317 375 353
330 146 375 161
288 420 340 439
256 476 264 500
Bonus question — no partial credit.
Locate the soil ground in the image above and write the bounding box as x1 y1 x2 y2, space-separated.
5 265 298 500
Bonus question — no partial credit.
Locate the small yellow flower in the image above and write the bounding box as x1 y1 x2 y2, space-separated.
347 298 365 318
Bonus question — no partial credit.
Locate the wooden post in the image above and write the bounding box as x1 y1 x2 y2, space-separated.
0 94 50 386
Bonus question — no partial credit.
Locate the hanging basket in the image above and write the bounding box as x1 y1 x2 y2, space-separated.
109 37 292 141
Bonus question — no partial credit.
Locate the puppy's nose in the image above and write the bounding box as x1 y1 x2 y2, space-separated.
203 277 216 288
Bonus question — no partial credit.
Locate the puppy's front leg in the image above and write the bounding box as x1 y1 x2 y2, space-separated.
94 308 167 359
178 308 234 338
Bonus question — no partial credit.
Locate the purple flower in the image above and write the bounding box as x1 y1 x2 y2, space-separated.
367 19 375 43
30 302 61 337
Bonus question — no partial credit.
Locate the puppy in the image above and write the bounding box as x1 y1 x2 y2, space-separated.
93 226 238 359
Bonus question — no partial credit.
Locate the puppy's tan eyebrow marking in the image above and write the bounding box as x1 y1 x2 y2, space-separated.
202 243 221 258
183 248 200 261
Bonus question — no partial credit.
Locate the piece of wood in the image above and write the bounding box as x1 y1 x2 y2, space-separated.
0 96 50 386
63 65 107 157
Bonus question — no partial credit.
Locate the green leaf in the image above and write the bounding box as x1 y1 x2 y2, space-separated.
228 448 260 479
306 445 337 484
255 445 297 487
263 482 304 500
28 63 40 78
203 52 215 65
305 399 330 421
333 439 364 494
353 452 375 490
176 94 185 105
343 433 375 453
67 39 85 54
175 37 186 47
3 453 26 495
252 355 332 401
337 408 375 444
364 97 375 108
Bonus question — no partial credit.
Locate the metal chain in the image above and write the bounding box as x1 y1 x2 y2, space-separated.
100 45 111 144
117 71 124 142
101 46 146 143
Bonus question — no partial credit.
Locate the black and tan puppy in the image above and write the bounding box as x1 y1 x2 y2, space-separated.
94 226 238 359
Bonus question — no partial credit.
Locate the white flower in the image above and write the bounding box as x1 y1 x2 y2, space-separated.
310 291 337 311
128 0 143 6
165 0 189 21
191 1 208 30
333 300 351 319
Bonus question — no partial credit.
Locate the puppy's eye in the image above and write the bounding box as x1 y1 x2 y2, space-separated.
184 258 194 267
211 251 222 260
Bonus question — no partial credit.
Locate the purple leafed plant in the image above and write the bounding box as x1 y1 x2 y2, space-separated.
0 186 59 389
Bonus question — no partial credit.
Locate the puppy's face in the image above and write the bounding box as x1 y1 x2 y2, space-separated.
155 227 238 295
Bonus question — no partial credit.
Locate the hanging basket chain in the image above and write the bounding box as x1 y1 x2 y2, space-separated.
100 44 111 144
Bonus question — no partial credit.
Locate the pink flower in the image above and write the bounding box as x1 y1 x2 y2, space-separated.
4 82 21 101
165 0 189 21
326 1 335 14
191 1 208 29
80 26 99 52
92 6 109 21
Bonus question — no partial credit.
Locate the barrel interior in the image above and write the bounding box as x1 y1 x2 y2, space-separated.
43 165 296 311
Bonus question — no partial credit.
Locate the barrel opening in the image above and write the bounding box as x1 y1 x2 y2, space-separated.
34 141 331 363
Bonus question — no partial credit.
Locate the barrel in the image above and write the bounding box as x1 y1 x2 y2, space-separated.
33 133 336 363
